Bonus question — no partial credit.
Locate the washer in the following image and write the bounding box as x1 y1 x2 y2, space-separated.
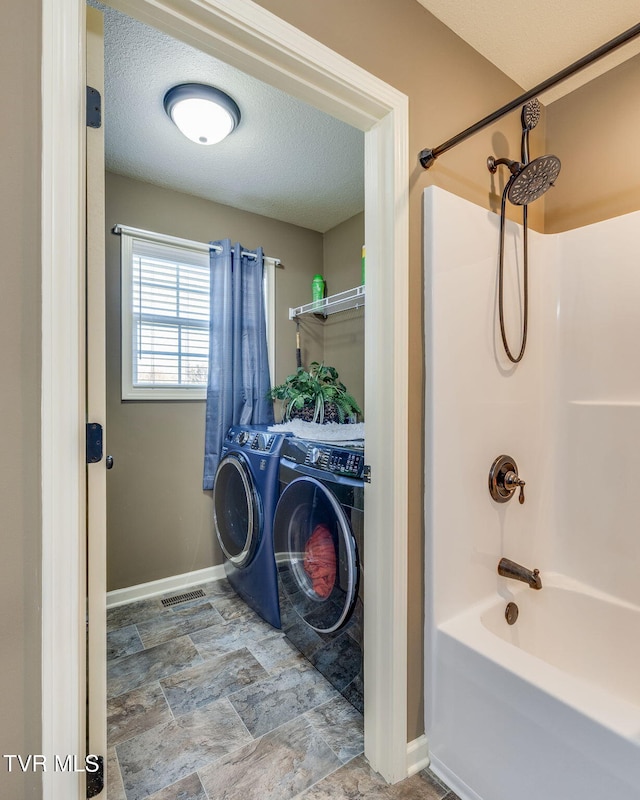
213 424 288 629
273 436 365 712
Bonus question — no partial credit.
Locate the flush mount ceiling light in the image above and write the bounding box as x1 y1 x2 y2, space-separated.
163 83 241 145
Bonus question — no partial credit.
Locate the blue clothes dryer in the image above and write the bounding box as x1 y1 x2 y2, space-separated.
273 436 365 711
212 425 288 629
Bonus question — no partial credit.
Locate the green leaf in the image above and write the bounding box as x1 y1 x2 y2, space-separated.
268 361 360 424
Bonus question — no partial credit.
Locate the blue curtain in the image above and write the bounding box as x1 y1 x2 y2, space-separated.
203 239 274 489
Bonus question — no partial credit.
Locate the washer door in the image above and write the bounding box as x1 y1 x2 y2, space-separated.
274 476 358 634
213 453 261 567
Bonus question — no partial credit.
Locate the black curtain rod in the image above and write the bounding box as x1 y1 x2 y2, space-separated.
419 22 640 169
111 224 281 264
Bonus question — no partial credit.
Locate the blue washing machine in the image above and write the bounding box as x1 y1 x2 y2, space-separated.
212 425 288 628
273 436 365 711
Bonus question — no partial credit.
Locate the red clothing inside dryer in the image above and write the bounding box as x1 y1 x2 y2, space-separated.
303 524 336 598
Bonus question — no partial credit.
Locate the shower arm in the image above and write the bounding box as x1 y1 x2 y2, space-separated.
418 22 640 170
487 156 522 175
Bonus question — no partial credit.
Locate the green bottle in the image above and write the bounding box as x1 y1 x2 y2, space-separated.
312 274 325 308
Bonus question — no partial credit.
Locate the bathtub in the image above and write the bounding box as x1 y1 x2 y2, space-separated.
427 574 640 800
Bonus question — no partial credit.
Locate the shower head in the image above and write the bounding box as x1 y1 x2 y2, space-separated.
487 154 561 205
521 98 541 131
507 154 561 205
520 99 541 164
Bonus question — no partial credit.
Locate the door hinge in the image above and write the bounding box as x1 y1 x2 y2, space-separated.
363 464 371 484
86 85 102 128
86 422 103 464
86 755 104 798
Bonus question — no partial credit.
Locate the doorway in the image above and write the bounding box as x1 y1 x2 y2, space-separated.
98 2 365 596
41 1 409 795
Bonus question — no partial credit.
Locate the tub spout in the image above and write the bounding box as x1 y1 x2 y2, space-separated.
498 557 542 590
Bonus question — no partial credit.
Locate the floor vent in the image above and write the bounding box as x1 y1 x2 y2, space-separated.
161 589 206 607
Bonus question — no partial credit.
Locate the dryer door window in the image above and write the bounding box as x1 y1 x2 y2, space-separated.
213 453 261 567
274 476 358 634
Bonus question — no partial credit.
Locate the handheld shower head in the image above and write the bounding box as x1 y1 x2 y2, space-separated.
521 98 541 131
521 98 541 163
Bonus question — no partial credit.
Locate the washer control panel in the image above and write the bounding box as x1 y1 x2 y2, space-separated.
250 432 276 452
225 427 276 452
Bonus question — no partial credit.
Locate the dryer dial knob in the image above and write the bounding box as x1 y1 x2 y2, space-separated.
238 431 249 445
308 446 322 465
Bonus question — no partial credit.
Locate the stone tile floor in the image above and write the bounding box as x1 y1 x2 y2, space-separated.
107 577 459 800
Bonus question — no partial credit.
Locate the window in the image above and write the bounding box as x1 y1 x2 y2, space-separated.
120 231 210 399
119 226 275 400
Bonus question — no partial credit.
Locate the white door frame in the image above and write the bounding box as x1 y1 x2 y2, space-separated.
41 0 409 794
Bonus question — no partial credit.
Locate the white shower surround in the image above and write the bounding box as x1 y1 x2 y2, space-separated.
424 186 640 800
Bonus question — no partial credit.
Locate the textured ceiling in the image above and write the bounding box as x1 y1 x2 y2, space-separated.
99 4 364 234
416 0 640 103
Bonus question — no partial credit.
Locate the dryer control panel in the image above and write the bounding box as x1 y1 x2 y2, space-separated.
303 444 364 478
281 437 365 479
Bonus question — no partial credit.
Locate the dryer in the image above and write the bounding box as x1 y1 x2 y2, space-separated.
273 436 365 711
212 424 288 629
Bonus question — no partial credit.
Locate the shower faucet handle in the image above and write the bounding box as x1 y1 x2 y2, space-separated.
504 470 525 504
488 455 525 504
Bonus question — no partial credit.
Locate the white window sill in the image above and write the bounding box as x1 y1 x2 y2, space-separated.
122 386 207 401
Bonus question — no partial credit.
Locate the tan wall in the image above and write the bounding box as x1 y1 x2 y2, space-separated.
322 212 365 416
105 172 325 590
545 50 640 233
0 1 42 797
253 0 537 742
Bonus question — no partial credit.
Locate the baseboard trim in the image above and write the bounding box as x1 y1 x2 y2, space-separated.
428 754 482 800
406 734 430 777
106 564 226 609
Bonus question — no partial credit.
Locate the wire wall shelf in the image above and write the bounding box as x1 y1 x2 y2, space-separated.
289 284 365 320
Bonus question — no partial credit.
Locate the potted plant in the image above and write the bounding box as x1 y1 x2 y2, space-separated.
267 361 361 423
